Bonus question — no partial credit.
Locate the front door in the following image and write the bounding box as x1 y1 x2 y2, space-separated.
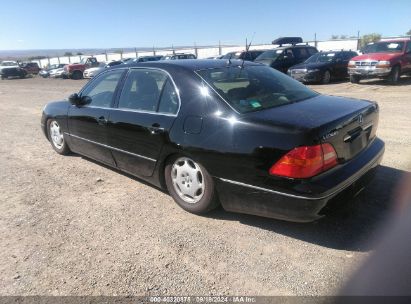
106 68 179 177
67 69 125 165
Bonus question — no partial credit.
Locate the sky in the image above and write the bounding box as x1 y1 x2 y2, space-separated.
0 0 410 50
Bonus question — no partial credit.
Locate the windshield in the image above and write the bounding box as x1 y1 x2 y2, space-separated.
255 49 283 61
1 61 18 66
305 52 337 63
363 42 405 53
197 65 318 114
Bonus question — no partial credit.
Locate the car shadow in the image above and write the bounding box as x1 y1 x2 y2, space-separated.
360 75 411 86
74 153 407 251
205 165 408 252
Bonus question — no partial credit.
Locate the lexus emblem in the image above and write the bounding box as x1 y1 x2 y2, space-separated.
358 114 363 125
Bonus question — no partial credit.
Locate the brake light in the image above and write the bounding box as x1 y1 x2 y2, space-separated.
269 143 338 179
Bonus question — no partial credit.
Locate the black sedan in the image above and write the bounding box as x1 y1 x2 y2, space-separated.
288 51 358 84
41 60 384 222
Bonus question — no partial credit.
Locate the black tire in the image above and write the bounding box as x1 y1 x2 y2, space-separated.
321 70 331 84
387 65 400 85
71 70 83 80
19 71 27 79
165 155 219 214
1 75 5 80
350 75 360 84
47 119 71 155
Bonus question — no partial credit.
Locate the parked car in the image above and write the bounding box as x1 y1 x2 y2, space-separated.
221 50 266 61
49 68 65 78
255 45 318 73
39 64 67 78
41 60 384 222
121 58 134 64
348 38 411 84
63 57 100 80
0 61 27 79
130 55 163 63
0 61 19 73
288 51 358 84
83 60 123 78
206 55 224 59
20 62 41 74
161 53 197 60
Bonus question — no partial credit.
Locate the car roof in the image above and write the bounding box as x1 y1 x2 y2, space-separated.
378 38 410 43
111 59 260 72
274 45 316 50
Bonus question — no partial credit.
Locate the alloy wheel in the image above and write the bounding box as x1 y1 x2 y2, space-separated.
49 121 64 149
171 157 205 204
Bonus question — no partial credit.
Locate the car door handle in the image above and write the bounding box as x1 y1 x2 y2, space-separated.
148 123 165 134
97 116 108 125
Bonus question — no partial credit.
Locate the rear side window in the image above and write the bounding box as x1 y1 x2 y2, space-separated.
158 79 179 114
293 48 308 59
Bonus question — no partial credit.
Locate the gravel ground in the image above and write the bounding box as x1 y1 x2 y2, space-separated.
0 76 410 296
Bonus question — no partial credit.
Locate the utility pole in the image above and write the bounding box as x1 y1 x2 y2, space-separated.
357 30 360 50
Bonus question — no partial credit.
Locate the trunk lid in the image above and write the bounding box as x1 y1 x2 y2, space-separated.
243 94 379 162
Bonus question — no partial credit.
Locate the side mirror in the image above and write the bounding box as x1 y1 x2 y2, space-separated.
68 93 80 105
68 93 91 106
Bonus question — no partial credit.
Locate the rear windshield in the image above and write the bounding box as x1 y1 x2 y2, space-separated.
197 65 318 114
305 52 337 63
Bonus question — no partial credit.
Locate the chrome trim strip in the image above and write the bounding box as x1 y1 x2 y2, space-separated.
218 178 322 200
65 132 156 162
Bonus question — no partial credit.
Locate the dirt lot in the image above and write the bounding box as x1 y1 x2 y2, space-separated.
0 76 410 296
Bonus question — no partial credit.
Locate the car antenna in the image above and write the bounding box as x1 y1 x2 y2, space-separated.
241 32 255 70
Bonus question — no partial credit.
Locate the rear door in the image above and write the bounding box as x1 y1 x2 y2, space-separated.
67 69 125 165
106 68 179 177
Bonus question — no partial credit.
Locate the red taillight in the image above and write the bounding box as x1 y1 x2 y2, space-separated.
269 143 338 179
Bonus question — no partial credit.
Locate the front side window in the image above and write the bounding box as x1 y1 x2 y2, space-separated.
197 65 318 114
118 69 178 113
81 69 124 108
406 42 411 54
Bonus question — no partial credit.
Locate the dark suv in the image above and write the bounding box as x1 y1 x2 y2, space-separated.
20 62 41 74
255 45 318 73
221 50 266 61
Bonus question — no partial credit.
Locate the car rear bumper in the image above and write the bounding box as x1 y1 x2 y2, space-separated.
215 138 385 222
